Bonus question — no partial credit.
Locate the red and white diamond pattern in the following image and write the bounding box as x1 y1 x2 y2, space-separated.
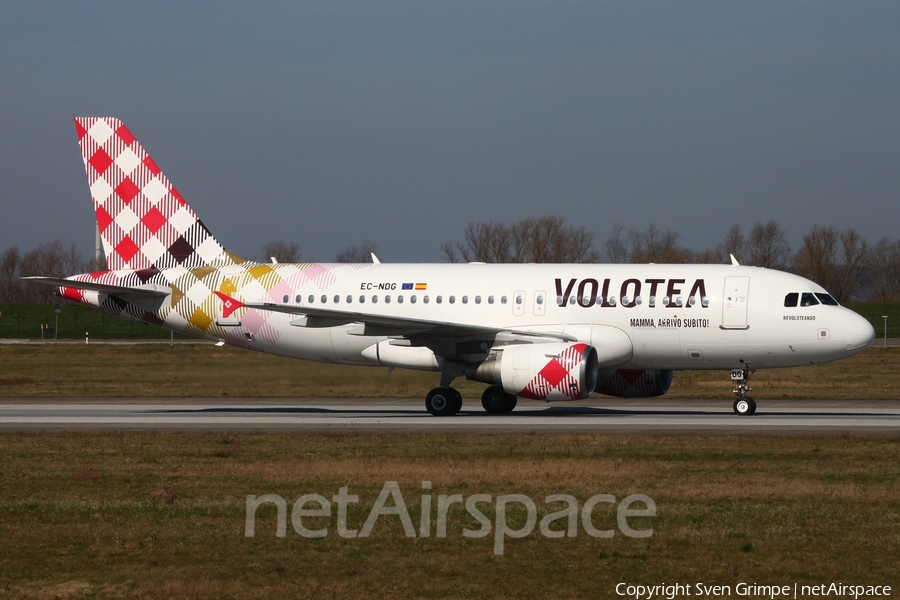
519 343 588 401
76 117 237 272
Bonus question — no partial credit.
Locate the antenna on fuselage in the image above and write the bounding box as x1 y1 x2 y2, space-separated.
730 254 740 266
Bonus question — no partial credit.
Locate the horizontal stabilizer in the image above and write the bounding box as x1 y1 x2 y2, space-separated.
21 276 171 299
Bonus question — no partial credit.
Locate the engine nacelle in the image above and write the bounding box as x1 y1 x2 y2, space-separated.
594 369 673 398
467 343 599 401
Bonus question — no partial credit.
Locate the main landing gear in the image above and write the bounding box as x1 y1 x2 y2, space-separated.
425 387 462 416
730 365 756 416
481 385 517 414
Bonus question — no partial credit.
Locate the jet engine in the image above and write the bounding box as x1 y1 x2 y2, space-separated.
466 342 600 401
594 368 673 398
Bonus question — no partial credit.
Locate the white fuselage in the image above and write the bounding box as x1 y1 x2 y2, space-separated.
79 262 874 374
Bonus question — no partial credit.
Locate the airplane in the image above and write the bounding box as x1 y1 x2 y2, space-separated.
25 117 876 417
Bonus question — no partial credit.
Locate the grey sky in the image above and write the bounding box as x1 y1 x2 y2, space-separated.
1 1 898 263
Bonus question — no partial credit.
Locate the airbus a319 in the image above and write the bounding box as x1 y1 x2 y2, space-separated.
25 118 876 416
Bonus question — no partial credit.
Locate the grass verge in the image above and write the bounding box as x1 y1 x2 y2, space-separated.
1 344 899 400
0 432 897 599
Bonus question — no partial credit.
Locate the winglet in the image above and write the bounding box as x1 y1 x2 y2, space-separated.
214 291 246 318
730 254 740 266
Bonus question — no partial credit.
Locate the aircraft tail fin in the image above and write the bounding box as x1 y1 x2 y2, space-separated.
74 117 244 272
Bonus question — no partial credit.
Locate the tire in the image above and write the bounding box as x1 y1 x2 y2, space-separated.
482 386 517 414
426 387 459 416
733 397 756 416
481 386 506 414
449 388 463 414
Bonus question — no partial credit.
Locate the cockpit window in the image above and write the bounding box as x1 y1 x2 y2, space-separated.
815 293 839 306
784 293 798 307
800 292 819 307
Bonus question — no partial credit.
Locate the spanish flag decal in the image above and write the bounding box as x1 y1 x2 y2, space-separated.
415 283 427 290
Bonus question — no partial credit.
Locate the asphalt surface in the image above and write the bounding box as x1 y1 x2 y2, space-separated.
1 398 899 434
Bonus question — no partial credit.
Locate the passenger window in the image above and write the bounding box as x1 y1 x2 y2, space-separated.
568 296 575 305
282 295 288 303
488 296 494 304
423 295 429 304
662 296 670 306
688 296 695 306
675 297 683 307
321 295 327 303
800 293 819 307
411 295 417 304
346 295 352 304
517 295 524 305
334 295 340 304
295 295 301 303
636 296 643 306
308 295 314 303
784 293 799 307
436 296 442 304
359 295 365 304
608 296 617 306
649 296 656 307
557 296 564 306
701 296 709 307
449 296 455 304
475 295 481 304
815 293 839 306
385 295 391 304
398 296 404 304
501 296 508 304
372 295 378 303
462 296 468 304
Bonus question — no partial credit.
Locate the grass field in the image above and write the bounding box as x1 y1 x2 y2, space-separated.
1 343 899 400
0 432 897 599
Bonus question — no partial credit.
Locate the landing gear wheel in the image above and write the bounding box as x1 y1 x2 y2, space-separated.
733 397 756 416
449 388 463 414
426 387 461 416
481 386 517 414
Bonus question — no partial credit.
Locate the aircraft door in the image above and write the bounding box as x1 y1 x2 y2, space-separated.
533 291 546 316
513 290 525 316
721 276 750 330
216 278 242 326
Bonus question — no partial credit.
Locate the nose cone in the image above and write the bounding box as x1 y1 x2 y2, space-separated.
844 310 876 353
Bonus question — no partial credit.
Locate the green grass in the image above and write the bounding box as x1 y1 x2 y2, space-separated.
2 344 899 400
0 432 897 599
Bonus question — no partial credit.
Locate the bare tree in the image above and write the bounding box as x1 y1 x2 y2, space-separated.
442 216 599 263
720 224 745 263
0 246 21 303
745 220 791 269
627 224 694 264
259 240 302 263
604 223 629 263
14 241 89 303
870 237 900 301
792 225 869 302
335 240 379 263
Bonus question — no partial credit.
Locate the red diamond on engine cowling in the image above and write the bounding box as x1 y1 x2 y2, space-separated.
537 358 569 387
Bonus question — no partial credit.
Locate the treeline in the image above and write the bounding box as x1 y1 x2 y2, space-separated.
442 216 900 303
4 219 899 304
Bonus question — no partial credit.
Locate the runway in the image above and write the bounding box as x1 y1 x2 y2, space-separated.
1 398 899 434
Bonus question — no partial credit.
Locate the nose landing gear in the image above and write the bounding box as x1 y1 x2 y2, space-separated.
731 366 756 416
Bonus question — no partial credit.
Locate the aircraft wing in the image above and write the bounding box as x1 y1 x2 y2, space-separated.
228 294 576 343
21 277 171 299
